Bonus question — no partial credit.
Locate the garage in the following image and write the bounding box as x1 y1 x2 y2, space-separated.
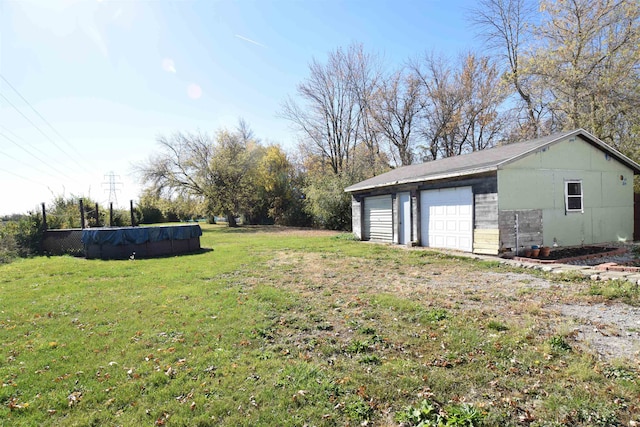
420 187 473 252
363 195 393 242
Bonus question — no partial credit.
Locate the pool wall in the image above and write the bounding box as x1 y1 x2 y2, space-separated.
81 224 202 259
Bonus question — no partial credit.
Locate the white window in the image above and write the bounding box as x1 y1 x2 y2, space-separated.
565 180 583 213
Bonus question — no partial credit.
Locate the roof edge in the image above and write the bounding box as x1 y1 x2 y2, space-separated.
497 128 640 174
344 166 497 193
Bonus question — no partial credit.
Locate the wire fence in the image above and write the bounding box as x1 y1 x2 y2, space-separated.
41 229 84 256
40 200 137 231
39 200 137 256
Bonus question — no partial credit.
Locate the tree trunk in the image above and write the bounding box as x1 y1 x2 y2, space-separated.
226 211 238 227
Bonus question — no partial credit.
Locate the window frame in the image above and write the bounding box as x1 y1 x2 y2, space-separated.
565 180 584 213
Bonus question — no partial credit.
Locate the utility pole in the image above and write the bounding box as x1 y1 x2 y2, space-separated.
102 171 122 208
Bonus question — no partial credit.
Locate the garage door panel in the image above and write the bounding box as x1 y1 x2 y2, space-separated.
420 187 473 252
364 195 393 242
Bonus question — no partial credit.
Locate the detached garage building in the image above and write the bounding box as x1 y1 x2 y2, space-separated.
345 129 640 255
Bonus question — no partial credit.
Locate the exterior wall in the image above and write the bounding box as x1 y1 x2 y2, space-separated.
350 174 498 253
351 196 362 240
498 209 543 252
498 136 634 247
474 193 499 254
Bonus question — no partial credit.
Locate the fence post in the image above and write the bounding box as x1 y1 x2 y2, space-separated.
79 199 86 229
41 202 47 231
109 202 114 227
130 200 135 227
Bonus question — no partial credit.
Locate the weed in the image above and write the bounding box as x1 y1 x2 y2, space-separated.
548 335 572 352
476 260 502 269
333 233 359 241
487 320 509 332
602 365 637 382
346 339 370 354
344 395 374 422
421 308 448 323
359 326 377 335
359 354 381 365
554 270 589 283
445 403 485 426
395 399 484 426
395 399 439 425
588 279 640 306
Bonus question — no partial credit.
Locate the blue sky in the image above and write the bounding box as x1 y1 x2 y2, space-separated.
0 0 481 216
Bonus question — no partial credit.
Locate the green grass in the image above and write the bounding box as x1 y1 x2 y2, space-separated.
1 224 638 425
588 279 640 306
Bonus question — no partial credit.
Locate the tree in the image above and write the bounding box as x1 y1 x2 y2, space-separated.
302 170 353 230
470 0 640 152
413 52 507 160
136 124 262 227
370 67 423 166
346 44 386 175
207 130 262 226
470 0 545 139
281 43 383 178
455 53 508 152
254 145 310 226
413 53 463 160
534 0 640 152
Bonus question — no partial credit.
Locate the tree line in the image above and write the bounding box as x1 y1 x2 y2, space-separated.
137 0 640 229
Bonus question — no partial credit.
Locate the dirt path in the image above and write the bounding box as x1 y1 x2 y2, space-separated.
548 303 640 364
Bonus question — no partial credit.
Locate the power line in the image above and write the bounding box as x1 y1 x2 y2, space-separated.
0 74 86 162
0 90 92 174
0 149 67 179
0 164 50 187
0 130 76 180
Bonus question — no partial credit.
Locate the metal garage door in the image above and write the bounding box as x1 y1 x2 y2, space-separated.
363 195 393 242
420 187 473 252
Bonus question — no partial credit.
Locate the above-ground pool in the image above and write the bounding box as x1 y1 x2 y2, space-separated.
81 224 202 259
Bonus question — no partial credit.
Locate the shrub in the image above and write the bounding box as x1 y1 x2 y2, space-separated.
0 221 18 263
0 213 43 263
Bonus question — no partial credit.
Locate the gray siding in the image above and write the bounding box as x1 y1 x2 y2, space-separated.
499 209 543 252
474 193 498 229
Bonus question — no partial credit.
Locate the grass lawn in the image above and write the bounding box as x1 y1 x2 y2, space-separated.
1 224 638 426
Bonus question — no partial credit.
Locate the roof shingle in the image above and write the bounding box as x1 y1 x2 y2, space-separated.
345 129 640 193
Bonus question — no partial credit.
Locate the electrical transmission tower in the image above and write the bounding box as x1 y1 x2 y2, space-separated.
102 171 123 207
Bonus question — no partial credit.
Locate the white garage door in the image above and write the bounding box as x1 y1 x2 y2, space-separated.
363 195 393 242
420 187 473 252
